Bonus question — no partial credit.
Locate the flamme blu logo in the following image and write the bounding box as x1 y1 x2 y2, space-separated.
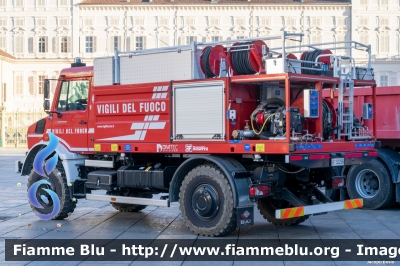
28 131 61 220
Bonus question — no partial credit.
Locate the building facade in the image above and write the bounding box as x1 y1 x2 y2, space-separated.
0 0 399 147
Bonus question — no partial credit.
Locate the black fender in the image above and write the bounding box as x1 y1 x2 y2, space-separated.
21 144 46 176
377 148 400 183
169 155 253 208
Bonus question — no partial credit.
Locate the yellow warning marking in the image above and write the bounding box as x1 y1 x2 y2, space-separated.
344 198 363 209
111 144 118 151
94 144 101 151
255 144 265 152
280 207 305 219
145 166 152 171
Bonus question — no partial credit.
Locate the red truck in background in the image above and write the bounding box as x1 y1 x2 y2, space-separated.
17 32 378 237
323 86 400 209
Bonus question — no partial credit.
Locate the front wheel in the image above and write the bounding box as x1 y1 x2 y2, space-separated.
179 164 237 237
346 159 394 210
27 161 76 220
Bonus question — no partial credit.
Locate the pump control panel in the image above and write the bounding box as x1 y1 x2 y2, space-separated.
304 89 319 118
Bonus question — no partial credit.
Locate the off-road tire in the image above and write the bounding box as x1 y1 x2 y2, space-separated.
257 197 309 226
179 164 237 237
27 161 76 220
110 191 152 212
347 159 394 210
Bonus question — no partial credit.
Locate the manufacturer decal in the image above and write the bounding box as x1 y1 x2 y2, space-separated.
296 144 322 150
124 144 132 152
185 144 208 152
28 131 61 220
237 207 254 226
157 144 178 153
244 144 251 152
255 144 265 152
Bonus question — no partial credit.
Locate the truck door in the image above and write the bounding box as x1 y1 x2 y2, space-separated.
52 79 89 151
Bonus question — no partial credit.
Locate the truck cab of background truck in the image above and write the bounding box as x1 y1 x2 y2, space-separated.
16 34 379 237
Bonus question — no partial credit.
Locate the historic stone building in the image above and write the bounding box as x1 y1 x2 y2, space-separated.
0 0 399 147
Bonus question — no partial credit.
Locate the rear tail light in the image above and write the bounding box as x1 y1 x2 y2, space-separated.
249 184 271 197
332 176 345 188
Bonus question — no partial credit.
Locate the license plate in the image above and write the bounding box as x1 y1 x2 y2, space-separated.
331 158 344 166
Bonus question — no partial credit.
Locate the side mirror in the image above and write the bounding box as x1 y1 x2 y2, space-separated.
44 99 50 112
44 79 50 99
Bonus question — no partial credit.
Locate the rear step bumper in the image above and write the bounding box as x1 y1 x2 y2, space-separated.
276 198 363 219
86 194 170 207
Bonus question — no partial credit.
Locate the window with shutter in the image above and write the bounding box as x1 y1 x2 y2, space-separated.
37 0 45 7
185 18 194 27
379 35 389 53
0 18 6 26
379 17 389 26
58 18 68 26
14 72 23 95
38 75 46 94
15 0 23 7
15 36 23 54
380 75 388 86
14 18 24 27
259 17 270 26
36 18 45 27
0 36 5 50
359 17 368 26
28 76 35 95
134 17 144 26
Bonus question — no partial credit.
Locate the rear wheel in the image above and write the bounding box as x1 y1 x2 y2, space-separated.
179 164 236 237
347 160 394 209
27 161 76 220
257 197 309 226
109 190 152 212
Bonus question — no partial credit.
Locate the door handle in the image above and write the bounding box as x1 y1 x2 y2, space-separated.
79 121 87 125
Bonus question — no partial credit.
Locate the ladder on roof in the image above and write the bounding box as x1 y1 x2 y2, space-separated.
337 72 354 140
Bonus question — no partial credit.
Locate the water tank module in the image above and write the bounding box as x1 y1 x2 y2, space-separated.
304 89 319 118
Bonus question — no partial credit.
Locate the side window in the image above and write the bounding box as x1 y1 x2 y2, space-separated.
57 81 69 111
56 80 89 111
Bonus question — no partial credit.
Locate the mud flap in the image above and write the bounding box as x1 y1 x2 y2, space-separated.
236 206 254 227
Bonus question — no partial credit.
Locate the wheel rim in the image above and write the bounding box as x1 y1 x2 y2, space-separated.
191 183 220 221
35 178 54 208
355 169 380 198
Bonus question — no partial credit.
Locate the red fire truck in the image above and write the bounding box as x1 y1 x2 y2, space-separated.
18 32 378 236
323 86 400 210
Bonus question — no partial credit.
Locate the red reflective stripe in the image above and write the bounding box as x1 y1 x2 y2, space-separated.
310 154 330 160
354 199 362 208
345 200 353 209
294 207 304 217
282 208 292 219
290 156 303 161
368 151 378 157
345 153 363 158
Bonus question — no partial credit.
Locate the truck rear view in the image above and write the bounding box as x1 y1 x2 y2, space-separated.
19 32 378 236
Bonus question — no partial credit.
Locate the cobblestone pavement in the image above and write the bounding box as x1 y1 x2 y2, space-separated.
1 149 400 265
